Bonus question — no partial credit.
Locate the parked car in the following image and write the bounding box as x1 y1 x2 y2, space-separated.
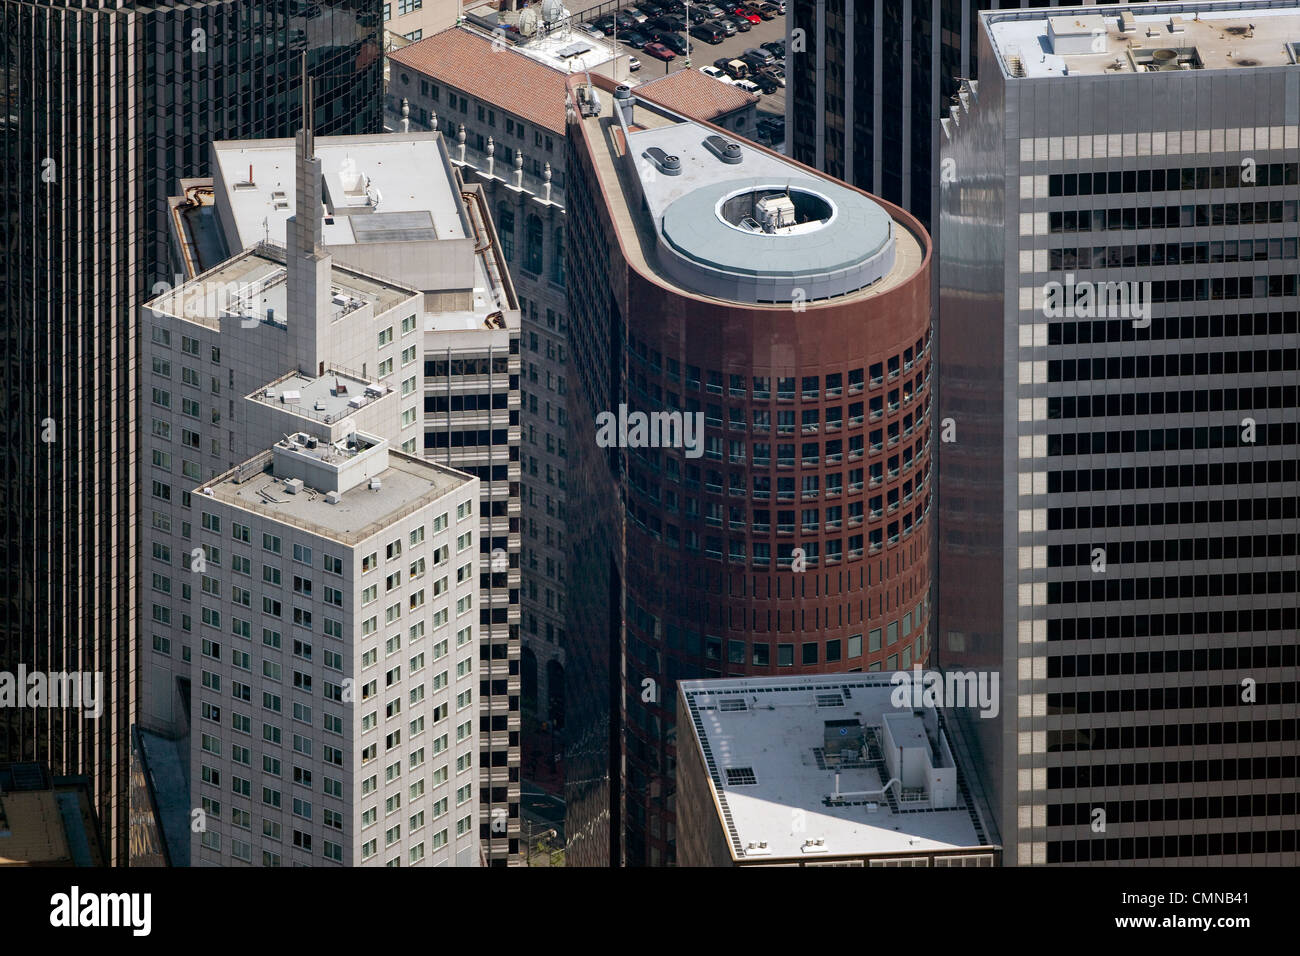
773 0 786 12
714 56 749 79
760 65 786 87
733 77 761 94
760 39 786 58
590 15 617 34
730 6 761 22
756 116 784 140
712 15 736 34
579 22 605 38
699 65 732 81
658 31 689 54
744 2 775 19
628 54 642 71
617 28 650 46
624 6 650 22
638 0 665 15
650 15 686 32
754 1 781 17
690 22 725 43
642 41 676 60
661 0 686 13
703 3 726 16
752 71 778 93
740 51 771 73
743 45 776 66
724 12 752 31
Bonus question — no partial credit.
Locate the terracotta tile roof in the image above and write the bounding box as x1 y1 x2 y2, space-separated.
633 68 759 122
390 28 568 134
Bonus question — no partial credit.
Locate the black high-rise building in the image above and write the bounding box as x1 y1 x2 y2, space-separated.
786 0 1178 232
0 0 382 865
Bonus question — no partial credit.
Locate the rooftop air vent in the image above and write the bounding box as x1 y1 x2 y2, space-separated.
703 134 743 165
283 478 304 495
325 490 342 505
613 84 634 126
724 767 757 786
644 147 681 176
369 477 382 491
281 389 301 404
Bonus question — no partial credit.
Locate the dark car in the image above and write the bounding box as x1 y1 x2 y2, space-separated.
743 3 774 19
724 12 752 31
650 15 686 32
714 15 737 34
760 39 786 58
740 51 772 73
638 0 665 15
590 15 616 34
617 28 650 46
690 22 725 43
756 116 785 141
752 71 778 93
658 31 689 54
642 41 676 60
661 0 686 12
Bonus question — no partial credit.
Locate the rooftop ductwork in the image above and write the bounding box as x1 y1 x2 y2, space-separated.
644 147 682 176
703 135 743 165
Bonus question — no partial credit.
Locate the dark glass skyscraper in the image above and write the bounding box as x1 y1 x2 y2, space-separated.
786 0 1178 233
0 0 381 865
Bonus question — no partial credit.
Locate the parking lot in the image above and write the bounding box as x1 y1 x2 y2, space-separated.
577 2 787 145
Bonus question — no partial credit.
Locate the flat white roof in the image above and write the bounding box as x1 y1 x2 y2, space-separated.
679 674 990 862
213 134 466 251
987 2 1300 78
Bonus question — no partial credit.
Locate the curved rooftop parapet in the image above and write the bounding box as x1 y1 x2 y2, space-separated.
657 175 896 304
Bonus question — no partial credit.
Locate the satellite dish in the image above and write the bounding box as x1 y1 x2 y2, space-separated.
541 0 563 21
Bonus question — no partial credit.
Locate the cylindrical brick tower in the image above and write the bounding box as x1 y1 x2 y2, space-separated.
566 76 932 866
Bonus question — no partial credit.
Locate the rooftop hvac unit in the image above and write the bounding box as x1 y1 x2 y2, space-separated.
348 396 366 408
281 389 302 404
325 490 342 505
284 478 304 495
314 400 327 411
369 477 382 491
756 194 796 231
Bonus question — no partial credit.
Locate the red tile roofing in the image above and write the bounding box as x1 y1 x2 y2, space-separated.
634 67 759 121
390 28 568 134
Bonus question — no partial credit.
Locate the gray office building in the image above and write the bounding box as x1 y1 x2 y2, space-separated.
0 0 382 865
938 1 1300 864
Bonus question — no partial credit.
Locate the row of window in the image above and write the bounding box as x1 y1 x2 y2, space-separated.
1047 830 1296 863
1047 200 1298 233
625 337 931 401
1048 236 1297 270
1046 308 1300 345
1046 163 1298 197
1047 608 1295 643
1051 532 1300 567
1049 348 1296 383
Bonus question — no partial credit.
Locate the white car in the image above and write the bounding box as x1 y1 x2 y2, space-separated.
733 78 760 94
699 65 733 83
628 55 642 71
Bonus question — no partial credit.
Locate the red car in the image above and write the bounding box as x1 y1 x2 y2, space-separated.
731 7 761 22
642 41 676 60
